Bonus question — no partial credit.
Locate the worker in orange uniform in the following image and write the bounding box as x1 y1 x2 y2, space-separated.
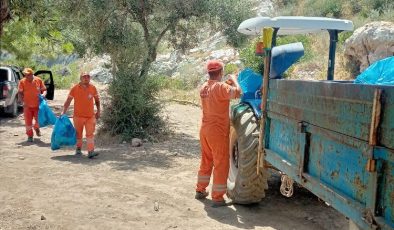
195 60 242 207
61 72 100 158
18 68 47 142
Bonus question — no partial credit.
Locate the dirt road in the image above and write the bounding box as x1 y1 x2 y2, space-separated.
0 90 347 230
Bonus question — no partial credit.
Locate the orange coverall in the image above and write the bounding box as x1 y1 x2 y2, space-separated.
18 77 46 137
68 84 98 151
196 80 241 202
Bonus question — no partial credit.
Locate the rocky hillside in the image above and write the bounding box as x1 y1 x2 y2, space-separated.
149 0 274 83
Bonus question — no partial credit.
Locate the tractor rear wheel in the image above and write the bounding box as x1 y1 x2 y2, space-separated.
227 104 268 204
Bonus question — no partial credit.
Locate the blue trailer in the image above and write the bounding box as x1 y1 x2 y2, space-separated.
226 16 394 230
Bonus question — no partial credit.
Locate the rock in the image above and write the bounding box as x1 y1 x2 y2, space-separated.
344 21 394 73
13 134 18 136
255 0 274 16
90 67 113 84
56 67 71 77
154 201 159 211
209 49 236 60
18 156 25 160
41 215 46 220
131 138 143 147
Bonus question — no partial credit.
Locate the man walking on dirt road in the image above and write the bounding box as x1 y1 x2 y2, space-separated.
18 68 47 142
61 72 100 158
195 60 242 207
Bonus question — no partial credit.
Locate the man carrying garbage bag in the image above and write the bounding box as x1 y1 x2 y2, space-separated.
18 68 47 142
61 72 100 158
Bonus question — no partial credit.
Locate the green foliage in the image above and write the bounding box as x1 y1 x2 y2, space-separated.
276 0 394 20
303 0 342 17
1 18 75 62
277 35 314 62
2 0 270 139
239 34 317 78
338 31 353 44
49 63 80 89
101 70 166 140
224 63 238 75
209 0 255 47
239 40 264 73
153 75 191 91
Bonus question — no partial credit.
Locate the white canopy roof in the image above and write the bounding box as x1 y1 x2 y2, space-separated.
238 16 354 35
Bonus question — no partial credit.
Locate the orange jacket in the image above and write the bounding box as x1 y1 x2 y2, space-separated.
200 80 241 136
18 77 46 108
68 83 98 118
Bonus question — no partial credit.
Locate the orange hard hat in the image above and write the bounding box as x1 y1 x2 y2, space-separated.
206 60 223 72
22 67 34 75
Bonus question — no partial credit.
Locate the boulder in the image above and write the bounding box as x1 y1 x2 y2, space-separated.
344 21 394 73
131 138 143 147
90 67 113 84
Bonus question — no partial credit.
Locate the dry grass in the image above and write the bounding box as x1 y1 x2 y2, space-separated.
158 89 200 107
286 32 356 81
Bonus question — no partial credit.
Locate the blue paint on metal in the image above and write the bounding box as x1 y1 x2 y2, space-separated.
238 68 263 118
265 149 372 230
254 79 394 229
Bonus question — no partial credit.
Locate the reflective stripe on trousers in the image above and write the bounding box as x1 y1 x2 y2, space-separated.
23 107 39 137
196 128 230 202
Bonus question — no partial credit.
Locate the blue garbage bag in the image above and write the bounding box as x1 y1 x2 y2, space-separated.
38 95 57 127
354 56 394 85
51 115 77 150
238 68 263 100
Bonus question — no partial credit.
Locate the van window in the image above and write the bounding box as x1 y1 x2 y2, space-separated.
0 69 9 82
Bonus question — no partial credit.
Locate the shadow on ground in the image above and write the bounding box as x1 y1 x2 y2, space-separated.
202 173 347 230
16 138 51 147
51 132 200 171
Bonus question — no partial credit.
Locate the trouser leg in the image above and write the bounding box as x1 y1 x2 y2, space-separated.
196 131 213 193
32 108 39 130
24 107 34 137
210 135 230 202
85 116 96 151
73 117 85 149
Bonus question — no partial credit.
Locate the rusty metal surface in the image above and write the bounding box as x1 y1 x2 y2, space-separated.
265 79 394 229
268 80 394 149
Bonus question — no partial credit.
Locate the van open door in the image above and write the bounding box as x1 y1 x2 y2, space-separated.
34 70 55 100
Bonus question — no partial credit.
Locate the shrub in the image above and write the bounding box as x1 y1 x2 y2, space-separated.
239 39 264 73
153 75 188 90
224 63 238 75
101 69 167 141
47 63 80 89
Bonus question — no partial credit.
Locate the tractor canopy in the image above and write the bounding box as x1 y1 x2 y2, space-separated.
238 16 354 36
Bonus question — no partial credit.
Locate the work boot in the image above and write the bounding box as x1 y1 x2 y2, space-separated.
88 151 99 159
75 148 82 156
211 200 232 208
195 191 209 200
27 137 33 142
34 128 41 137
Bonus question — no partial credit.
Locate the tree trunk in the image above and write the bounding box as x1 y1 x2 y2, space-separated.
0 0 11 36
139 43 157 78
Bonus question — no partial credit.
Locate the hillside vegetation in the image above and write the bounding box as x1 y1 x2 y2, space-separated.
268 0 394 79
